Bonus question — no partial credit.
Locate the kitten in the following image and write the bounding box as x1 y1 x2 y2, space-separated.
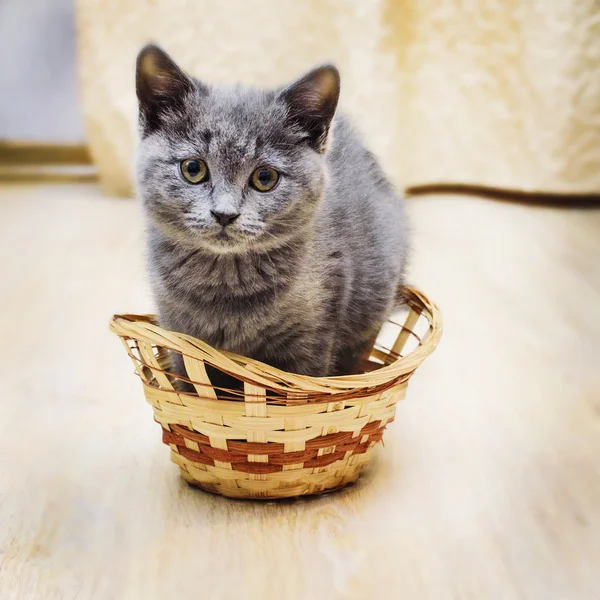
135 44 408 383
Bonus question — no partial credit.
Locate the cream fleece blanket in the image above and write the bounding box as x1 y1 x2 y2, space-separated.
77 0 600 197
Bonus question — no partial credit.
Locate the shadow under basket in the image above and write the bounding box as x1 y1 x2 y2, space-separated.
110 287 442 500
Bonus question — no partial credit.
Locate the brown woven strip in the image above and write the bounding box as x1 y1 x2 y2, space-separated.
170 424 210 445
227 440 285 455
167 435 385 478
352 442 370 455
361 420 386 435
175 445 215 466
305 431 354 449
303 451 348 468
162 428 184 446
266 450 319 465
368 432 384 444
177 441 372 475
164 420 390 461
334 442 361 453
163 419 389 474
200 445 249 463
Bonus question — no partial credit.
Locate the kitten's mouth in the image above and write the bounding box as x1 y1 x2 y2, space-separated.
203 226 249 252
214 229 231 241
192 224 264 253
211 225 254 243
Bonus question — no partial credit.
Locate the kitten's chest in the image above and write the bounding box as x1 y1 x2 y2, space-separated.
154 246 307 348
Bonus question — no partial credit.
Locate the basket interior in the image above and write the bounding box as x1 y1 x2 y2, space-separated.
369 304 433 368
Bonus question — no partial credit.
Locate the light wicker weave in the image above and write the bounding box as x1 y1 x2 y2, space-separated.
110 287 442 499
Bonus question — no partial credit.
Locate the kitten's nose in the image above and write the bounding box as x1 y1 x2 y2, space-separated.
210 210 240 227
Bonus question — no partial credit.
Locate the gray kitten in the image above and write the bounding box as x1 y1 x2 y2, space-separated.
135 45 408 383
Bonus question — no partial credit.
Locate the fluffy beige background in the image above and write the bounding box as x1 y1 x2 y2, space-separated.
77 0 600 197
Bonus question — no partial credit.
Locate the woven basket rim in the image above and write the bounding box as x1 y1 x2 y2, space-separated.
109 286 442 395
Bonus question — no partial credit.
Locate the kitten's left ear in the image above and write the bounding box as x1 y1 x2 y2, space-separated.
278 65 340 152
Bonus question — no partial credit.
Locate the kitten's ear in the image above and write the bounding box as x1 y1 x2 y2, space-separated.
278 65 340 152
136 44 196 135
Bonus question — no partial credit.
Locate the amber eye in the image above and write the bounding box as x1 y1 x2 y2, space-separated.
180 158 209 184
250 167 279 192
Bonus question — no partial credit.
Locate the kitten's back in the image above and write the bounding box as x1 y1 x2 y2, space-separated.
315 115 408 361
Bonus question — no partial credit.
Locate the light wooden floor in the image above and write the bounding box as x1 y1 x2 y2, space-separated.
1 183 599 600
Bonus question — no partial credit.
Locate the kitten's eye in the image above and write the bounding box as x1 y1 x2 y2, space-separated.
181 158 209 184
251 167 279 192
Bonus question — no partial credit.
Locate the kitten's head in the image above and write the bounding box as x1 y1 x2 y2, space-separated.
135 44 340 253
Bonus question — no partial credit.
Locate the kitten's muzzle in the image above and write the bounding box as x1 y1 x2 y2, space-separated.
210 210 240 227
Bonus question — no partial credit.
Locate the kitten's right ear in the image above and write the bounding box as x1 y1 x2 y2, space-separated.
136 44 195 136
277 65 340 152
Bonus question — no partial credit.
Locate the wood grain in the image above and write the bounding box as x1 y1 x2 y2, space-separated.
0 184 598 599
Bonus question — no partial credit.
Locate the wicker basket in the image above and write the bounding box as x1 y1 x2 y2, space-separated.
110 287 442 499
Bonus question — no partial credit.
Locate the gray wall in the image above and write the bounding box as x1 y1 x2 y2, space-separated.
0 0 84 141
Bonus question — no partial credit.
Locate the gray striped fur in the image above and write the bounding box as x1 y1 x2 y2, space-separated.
135 45 408 378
